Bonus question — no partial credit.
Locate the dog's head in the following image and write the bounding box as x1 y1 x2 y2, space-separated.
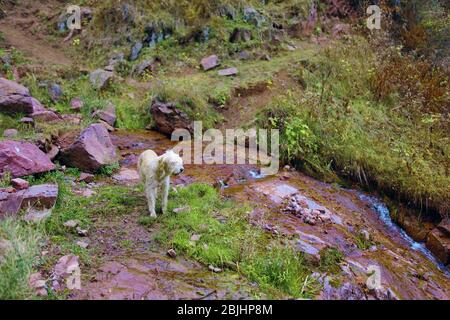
160 150 184 176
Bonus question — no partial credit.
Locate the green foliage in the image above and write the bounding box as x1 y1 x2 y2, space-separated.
258 38 450 215
0 219 41 300
156 183 319 298
319 247 343 274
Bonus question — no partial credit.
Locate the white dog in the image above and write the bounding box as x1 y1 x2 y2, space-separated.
138 149 184 217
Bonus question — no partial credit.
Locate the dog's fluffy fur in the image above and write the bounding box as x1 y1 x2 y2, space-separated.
138 149 184 217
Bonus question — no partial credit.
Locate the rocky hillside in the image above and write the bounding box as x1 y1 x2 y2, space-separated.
0 0 448 300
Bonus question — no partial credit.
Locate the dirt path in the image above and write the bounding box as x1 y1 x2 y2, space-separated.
0 1 72 66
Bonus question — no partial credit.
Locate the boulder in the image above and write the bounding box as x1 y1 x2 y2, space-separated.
89 69 114 90
0 140 55 178
150 99 192 136
426 228 449 265
0 184 58 217
0 78 47 115
200 55 219 71
59 124 118 172
93 102 116 127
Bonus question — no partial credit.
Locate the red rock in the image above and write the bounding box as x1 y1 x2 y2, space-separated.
0 78 38 115
0 184 58 217
46 145 60 161
437 219 450 236
218 67 238 76
93 102 116 127
59 124 118 172
11 178 29 190
3 128 18 138
150 99 192 136
426 228 450 265
70 97 83 112
78 172 95 183
200 55 219 71
0 140 55 178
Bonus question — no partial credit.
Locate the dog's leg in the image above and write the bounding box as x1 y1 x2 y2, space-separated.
145 183 157 218
161 176 170 214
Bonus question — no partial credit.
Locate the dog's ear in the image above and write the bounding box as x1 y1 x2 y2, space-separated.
156 156 169 180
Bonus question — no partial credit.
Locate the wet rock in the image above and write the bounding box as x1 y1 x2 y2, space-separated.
0 140 55 178
89 69 114 90
0 184 58 217
254 183 298 204
59 124 118 173
230 28 252 43
70 97 83 112
284 194 335 225
129 41 143 61
323 278 366 300
397 214 434 242
167 248 177 258
48 83 63 103
200 55 219 71
371 287 399 300
3 128 18 138
93 102 116 127
78 172 95 183
28 272 47 297
150 99 192 136
426 228 449 265
218 67 238 76
11 178 29 190
437 219 450 236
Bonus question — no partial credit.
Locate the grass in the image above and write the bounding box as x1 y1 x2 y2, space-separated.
0 219 41 299
257 37 449 218
153 183 321 299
